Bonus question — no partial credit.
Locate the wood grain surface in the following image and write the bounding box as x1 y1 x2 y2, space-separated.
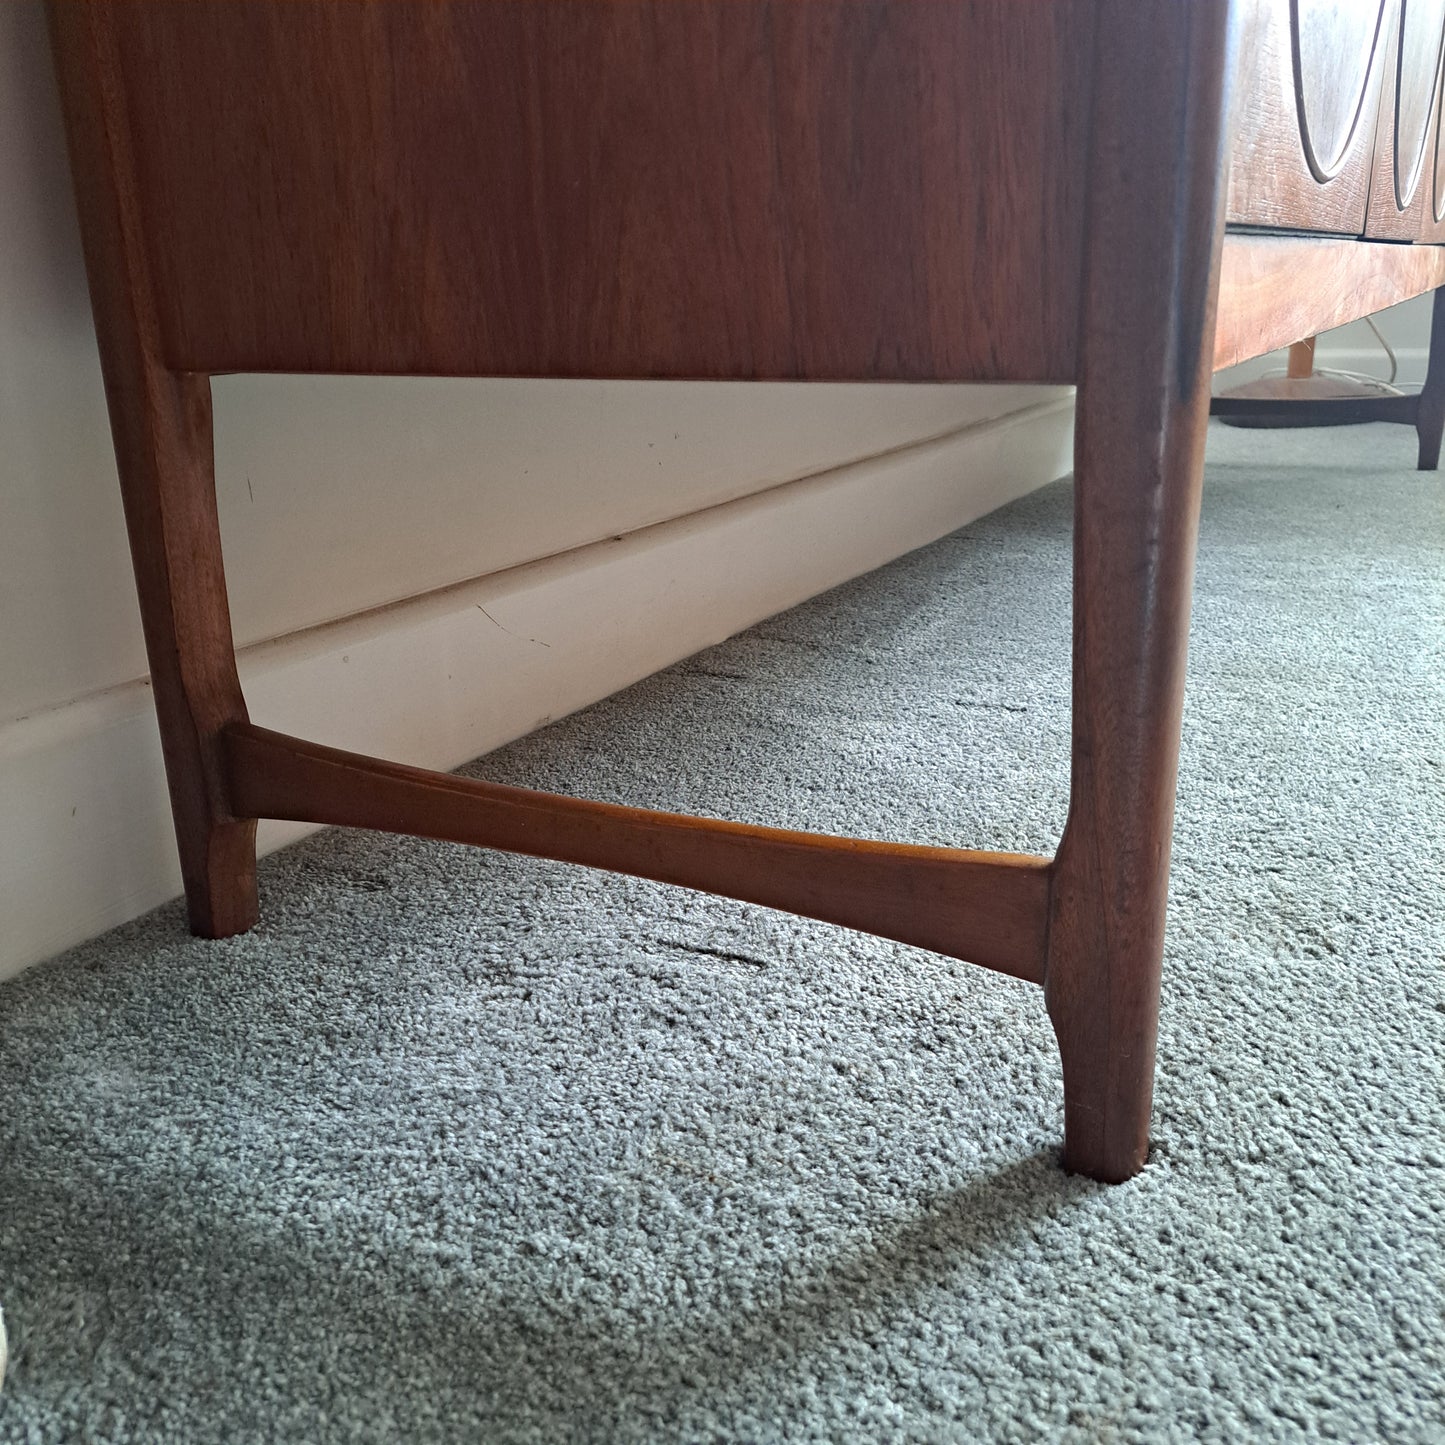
1429 73 1445 233
1214 232 1445 368
81 0 1095 383
1365 0 1445 238
48 2 257 936
47 0 1439 1184
1046 0 1235 1184
225 725 1054 986
1228 0 1392 233
1410 3 1445 240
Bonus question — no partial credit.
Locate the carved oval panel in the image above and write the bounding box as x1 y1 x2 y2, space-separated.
1291 0 1389 181
1395 0 1445 208
1435 80 1445 219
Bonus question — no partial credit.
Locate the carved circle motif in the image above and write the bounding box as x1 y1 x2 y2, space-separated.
1436 76 1445 219
1394 0 1445 210
1290 0 1388 182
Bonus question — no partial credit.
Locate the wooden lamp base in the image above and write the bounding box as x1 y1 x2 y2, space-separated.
1209 334 1441 451
1213 370 1403 427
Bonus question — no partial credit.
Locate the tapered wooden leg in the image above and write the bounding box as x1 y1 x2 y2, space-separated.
90 358 258 937
51 6 257 937
1415 288 1445 470
111 371 258 937
1044 1 1234 1183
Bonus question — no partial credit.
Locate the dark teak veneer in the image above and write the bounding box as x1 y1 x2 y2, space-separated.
48 0 1445 1183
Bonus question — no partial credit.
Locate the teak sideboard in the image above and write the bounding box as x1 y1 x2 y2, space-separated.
48 1 1445 1182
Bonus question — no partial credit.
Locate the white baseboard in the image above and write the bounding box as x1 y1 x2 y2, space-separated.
0 396 1075 981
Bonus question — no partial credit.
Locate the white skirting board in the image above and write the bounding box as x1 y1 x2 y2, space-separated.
0 396 1075 981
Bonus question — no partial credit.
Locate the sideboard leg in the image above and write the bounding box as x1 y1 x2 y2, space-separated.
1415 287 1445 470
51 5 258 938
1046 353 1216 1181
1044 0 1234 1183
111 371 259 938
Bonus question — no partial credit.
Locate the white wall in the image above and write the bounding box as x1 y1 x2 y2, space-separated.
0 1 1076 979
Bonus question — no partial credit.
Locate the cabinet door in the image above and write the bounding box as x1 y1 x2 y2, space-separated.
1419 63 1445 236
1364 0 1445 236
1228 0 1393 233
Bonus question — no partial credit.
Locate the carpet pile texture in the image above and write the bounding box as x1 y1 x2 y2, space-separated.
1 423 1441 1442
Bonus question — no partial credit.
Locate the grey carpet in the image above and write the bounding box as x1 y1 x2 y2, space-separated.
1 422 1441 1443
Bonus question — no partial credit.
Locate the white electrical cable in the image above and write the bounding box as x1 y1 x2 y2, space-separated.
1363 314 1399 385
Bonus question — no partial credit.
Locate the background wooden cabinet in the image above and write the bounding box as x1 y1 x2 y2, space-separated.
1365 0 1445 237
1424 93 1445 238
1229 0 1445 243
1228 0 1394 234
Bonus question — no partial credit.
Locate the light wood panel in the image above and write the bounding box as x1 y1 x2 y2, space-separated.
1214 233 1445 369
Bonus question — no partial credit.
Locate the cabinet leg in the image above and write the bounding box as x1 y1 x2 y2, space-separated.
112 371 258 937
1043 0 1232 1182
1046 360 1214 1181
53 5 258 939
1415 288 1445 470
